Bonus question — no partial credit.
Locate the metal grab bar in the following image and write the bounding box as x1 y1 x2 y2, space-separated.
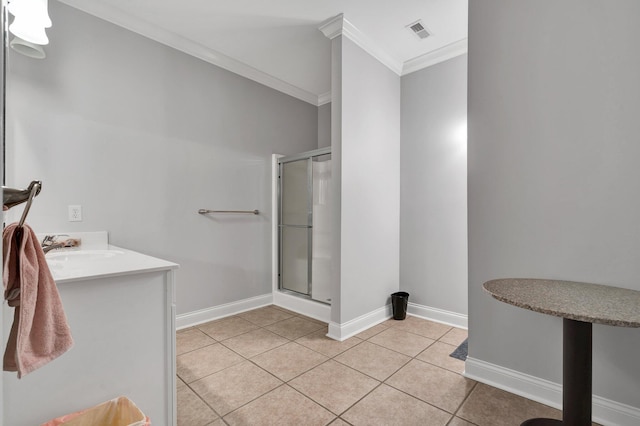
198 209 259 215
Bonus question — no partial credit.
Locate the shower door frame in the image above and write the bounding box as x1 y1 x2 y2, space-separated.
277 147 331 302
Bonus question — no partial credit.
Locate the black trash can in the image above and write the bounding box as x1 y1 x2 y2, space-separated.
391 292 409 320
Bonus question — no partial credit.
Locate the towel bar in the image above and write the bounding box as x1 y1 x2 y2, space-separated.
18 182 41 228
3 180 42 210
2 181 42 228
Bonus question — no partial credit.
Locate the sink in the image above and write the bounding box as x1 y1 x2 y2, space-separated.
40 243 177 284
46 249 124 262
46 249 126 279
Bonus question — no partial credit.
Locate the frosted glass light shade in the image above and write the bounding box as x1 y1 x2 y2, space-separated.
9 14 48 45
10 36 46 59
8 0 52 27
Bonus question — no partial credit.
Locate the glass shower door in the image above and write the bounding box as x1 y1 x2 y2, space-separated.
279 158 311 295
311 155 331 303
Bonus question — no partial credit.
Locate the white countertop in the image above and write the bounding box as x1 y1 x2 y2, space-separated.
47 245 179 284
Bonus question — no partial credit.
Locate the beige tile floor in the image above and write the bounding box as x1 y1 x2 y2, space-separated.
176 305 566 426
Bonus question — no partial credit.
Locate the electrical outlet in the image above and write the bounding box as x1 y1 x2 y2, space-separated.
68 205 82 222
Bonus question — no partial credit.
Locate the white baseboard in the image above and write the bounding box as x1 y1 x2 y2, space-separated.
464 357 562 410
272 291 331 323
465 357 640 426
176 294 273 330
408 302 468 329
327 304 392 341
177 297 467 343
325 302 468 341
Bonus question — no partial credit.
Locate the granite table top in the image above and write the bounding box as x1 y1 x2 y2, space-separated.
483 279 640 327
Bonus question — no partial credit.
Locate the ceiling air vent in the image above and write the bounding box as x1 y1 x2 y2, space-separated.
406 20 431 40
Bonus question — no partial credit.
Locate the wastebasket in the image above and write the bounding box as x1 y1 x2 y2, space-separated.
391 291 409 320
42 396 150 426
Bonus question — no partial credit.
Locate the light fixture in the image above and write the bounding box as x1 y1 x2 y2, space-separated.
9 14 49 45
7 0 51 58
8 0 52 27
9 36 45 59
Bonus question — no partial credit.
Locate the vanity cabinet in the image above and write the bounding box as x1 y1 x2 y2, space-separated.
2 247 178 426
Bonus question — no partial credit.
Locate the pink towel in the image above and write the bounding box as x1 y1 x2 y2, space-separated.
3 223 73 378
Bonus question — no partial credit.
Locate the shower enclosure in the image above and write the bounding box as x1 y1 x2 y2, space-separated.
278 147 331 304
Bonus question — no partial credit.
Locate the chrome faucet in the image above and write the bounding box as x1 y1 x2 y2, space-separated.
41 234 72 254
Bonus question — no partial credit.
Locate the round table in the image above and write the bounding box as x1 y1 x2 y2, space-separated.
483 278 640 426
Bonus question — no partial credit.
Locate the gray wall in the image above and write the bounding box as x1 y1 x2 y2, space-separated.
318 103 331 148
6 2 318 315
333 37 400 324
329 36 343 323
468 0 640 410
400 55 468 316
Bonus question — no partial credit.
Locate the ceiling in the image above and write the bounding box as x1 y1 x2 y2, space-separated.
57 0 468 105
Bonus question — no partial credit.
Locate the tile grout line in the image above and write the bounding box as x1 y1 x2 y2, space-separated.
448 380 481 425
330 343 412 383
240 316 372 421
217 318 291 422
303 321 464 421
374 318 471 422
178 306 470 425
333 381 386 422
222 323 361 422
182 380 226 423
180 317 334 386
208 309 341 423
377 336 472 421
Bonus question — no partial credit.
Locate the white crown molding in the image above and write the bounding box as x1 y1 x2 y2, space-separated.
60 1 467 105
318 14 344 40
317 91 332 106
57 0 323 106
319 14 403 76
402 38 468 76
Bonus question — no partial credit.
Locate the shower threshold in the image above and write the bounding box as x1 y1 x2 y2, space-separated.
278 288 331 306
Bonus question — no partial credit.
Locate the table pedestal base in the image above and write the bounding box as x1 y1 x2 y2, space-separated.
521 318 592 426
521 419 562 425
